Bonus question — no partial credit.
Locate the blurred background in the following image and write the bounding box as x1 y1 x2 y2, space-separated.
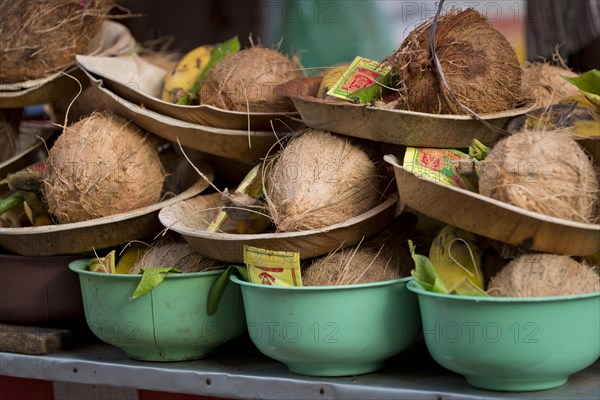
118 0 598 72
118 1 520 70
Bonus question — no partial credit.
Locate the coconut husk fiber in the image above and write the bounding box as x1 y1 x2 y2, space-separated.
522 62 580 108
360 212 418 278
303 246 402 286
130 241 220 274
0 0 113 83
387 8 522 114
265 129 380 232
42 112 166 224
0 109 21 163
200 47 301 112
488 253 600 297
479 129 600 224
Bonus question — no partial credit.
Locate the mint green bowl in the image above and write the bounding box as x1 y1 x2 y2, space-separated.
231 276 420 377
69 259 246 361
407 280 600 391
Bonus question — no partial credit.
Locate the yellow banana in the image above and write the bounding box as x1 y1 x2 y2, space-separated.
317 64 350 99
116 244 146 274
23 196 52 226
428 225 485 293
161 45 213 103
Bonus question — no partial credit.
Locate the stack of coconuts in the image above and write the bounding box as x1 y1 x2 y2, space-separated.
380 7 600 297
303 6 600 293
477 127 600 298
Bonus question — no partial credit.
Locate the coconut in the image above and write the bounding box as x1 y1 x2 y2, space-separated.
488 253 600 297
265 129 380 232
387 8 522 114
361 213 418 278
0 109 21 163
479 129 600 224
0 0 112 83
522 62 580 108
200 47 300 112
130 241 219 274
42 112 166 223
303 247 402 286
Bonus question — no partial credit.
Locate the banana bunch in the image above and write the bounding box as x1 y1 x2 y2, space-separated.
161 36 241 105
161 45 213 104
316 64 349 99
427 225 485 295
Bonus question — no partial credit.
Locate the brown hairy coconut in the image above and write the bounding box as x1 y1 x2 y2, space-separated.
361 212 418 278
42 112 166 223
479 129 600 224
0 0 112 83
200 47 300 112
303 246 402 286
130 241 219 274
265 129 380 232
387 8 522 114
488 253 600 297
522 62 580 108
0 109 21 162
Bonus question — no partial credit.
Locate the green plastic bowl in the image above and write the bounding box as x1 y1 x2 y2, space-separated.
231 276 420 377
69 259 246 361
407 280 600 391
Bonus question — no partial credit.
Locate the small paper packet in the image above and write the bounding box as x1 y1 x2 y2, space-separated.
244 245 302 287
403 147 481 192
327 56 391 104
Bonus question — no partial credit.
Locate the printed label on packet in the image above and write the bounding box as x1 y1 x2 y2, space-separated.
327 56 391 103
403 147 480 192
244 245 302 287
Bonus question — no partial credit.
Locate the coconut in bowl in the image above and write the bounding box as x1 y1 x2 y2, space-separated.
69 242 246 361
230 236 420 377
408 253 600 391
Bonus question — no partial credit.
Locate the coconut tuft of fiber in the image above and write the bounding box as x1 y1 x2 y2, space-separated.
360 212 418 278
522 62 580 109
265 129 380 232
200 46 300 112
387 8 522 115
303 246 402 286
488 253 600 297
130 241 220 275
479 129 600 224
42 112 166 223
0 109 21 163
0 0 113 83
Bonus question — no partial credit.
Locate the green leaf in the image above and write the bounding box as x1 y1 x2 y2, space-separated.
207 265 248 316
130 268 181 300
468 139 491 161
349 73 391 104
563 70 600 96
178 36 241 105
0 192 23 215
409 240 447 294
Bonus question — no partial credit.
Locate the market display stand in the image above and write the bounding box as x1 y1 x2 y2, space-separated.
1 334 598 400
